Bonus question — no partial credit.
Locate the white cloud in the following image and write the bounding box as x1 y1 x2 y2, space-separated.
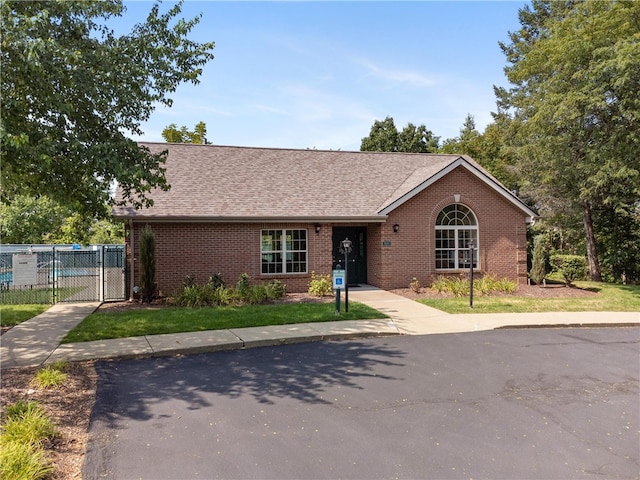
351 56 439 88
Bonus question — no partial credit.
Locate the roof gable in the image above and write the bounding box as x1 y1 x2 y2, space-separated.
112 143 535 222
378 156 537 220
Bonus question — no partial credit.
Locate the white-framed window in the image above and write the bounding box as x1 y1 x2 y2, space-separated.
435 204 479 270
261 229 307 274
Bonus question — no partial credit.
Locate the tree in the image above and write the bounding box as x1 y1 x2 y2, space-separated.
0 195 125 244
440 114 482 156
439 114 521 192
397 123 439 153
1 1 215 215
360 117 399 152
530 235 548 286
88 219 125 245
0 195 66 244
361 116 439 153
496 0 640 282
162 121 209 144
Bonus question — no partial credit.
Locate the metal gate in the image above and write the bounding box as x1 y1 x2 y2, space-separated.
0 244 126 304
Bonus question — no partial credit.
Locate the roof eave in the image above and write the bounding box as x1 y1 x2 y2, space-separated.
112 214 388 224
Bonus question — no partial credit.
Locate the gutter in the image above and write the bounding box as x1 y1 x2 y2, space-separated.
112 215 389 224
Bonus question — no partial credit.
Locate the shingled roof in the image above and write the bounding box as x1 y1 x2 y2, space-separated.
112 143 536 222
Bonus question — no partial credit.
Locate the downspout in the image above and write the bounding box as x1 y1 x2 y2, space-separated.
129 219 135 302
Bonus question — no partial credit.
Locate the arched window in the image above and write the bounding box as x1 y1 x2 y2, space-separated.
435 204 478 270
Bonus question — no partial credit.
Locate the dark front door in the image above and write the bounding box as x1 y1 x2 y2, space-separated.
332 227 367 286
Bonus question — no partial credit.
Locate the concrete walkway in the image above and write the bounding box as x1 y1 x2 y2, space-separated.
2 286 638 369
1 302 102 369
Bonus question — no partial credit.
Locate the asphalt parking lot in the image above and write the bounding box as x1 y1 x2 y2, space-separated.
84 327 639 479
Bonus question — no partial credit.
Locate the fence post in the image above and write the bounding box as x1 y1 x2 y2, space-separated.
98 245 105 302
51 246 56 304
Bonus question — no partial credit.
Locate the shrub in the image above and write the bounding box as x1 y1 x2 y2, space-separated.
247 284 268 305
1 401 56 446
431 276 469 297
139 224 156 303
409 277 421 293
530 235 548 285
4 401 36 419
0 439 52 480
173 275 282 306
308 272 333 297
211 285 234 306
1 401 55 480
430 275 516 297
236 273 252 302
266 279 286 300
550 254 588 285
474 276 493 296
33 363 68 389
494 277 517 294
208 273 225 289
174 284 210 307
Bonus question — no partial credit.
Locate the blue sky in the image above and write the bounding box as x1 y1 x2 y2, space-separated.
118 1 527 151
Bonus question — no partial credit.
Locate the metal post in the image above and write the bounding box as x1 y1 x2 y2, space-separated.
344 248 349 313
341 237 352 313
98 245 105 302
335 287 341 314
469 242 474 308
52 246 56 304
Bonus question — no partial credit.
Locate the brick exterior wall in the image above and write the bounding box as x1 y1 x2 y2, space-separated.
368 166 529 290
126 166 530 296
126 222 335 297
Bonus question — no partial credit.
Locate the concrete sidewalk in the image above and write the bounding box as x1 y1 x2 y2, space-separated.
348 285 640 334
2 286 638 369
1 302 102 369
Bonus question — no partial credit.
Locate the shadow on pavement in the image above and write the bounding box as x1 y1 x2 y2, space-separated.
90 339 406 427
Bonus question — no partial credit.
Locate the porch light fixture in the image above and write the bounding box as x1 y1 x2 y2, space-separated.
393 223 400 233
314 224 321 234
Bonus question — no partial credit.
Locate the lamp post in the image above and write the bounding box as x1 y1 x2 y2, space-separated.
341 237 353 312
468 240 475 308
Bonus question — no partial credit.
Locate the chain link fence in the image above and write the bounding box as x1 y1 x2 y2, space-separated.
0 244 126 304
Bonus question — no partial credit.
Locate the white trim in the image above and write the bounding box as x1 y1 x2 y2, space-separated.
434 204 480 271
378 157 537 222
115 215 388 224
260 228 308 275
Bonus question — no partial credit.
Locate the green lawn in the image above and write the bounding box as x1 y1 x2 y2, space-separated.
0 304 50 326
0 287 83 306
0 287 85 327
62 301 387 343
419 281 640 314
0 287 54 305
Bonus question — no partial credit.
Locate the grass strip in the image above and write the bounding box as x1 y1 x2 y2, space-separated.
0 287 84 306
419 281 640 314
0 304 50 327
63 301 387 343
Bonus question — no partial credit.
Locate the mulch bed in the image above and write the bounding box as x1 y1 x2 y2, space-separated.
391 283 598 301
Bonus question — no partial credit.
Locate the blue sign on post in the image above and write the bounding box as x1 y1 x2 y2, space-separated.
332 269 345 314
332 269 346 290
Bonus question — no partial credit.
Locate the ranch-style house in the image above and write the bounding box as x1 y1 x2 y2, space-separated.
112 143 537 298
